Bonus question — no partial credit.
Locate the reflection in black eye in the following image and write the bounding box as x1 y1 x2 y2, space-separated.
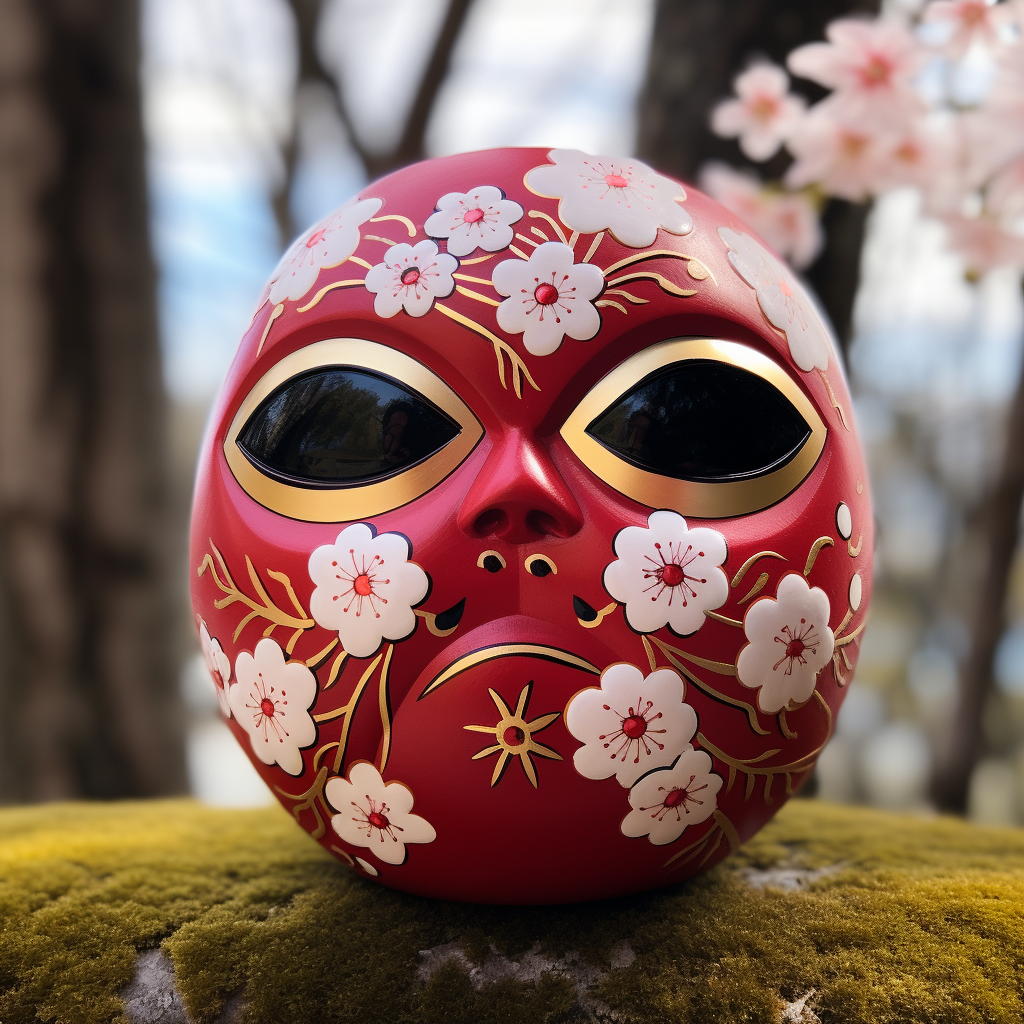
238 367 461 487
586 360 811 482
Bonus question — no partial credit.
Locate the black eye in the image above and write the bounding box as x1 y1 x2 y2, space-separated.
237 367 461 488
585 360 811 482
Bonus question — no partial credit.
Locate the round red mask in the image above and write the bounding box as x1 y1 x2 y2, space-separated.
191 147 872 903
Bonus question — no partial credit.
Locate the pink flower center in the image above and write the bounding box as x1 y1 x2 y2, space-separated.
463 207 485 223
859 54 893 88
534 282 559 305
353 573 373 597
622 715 648 740
750 94 778 121
663 788 687 808
605 173 629 188
786 638 806 659
367 810 389 830
661 563 685 587
401 267 421 286
503 726 525 746
260 697 276 718
305 228 326 248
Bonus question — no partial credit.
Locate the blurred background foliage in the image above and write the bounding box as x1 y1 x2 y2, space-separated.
1 0 1023 827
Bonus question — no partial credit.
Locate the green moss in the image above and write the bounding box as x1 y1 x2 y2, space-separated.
0 799 1021 1023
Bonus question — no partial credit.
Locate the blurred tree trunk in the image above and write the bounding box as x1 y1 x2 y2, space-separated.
275 0 474 243
635 0 879 358
934 302 1024 812
0 0 186 800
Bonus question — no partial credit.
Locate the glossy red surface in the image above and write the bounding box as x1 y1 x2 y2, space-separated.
191 147 872 903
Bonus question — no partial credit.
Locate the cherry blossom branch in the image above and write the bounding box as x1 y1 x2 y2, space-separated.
649 634 770 736
434 302 540 398
197 541 314 646
802 536 834 578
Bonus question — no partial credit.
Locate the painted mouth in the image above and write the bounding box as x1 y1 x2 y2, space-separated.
414 615 603 701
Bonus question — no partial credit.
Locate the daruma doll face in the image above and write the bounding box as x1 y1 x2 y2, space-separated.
190 147 872 903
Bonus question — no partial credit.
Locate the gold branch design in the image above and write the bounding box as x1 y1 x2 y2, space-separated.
256 302 284 357
606 271 695 298
527 210 568 244
698 690 833 805
582 232 604 263
818 368 850 430
434 302 540 398
296 279 365 314
369 213 417 237
731 551 786 588
197 541 313 647
648 635 769 736
803 536 834 577
275 765 330 840
601 249 716 285
663 809 740 869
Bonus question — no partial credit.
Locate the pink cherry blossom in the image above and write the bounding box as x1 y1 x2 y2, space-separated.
963 49 1024 185
942 213 1024 275
700 163 823 269
710 63 807 161
988 157 1024 217
784 109 890 201
922 0 1003 58
787 18 926 132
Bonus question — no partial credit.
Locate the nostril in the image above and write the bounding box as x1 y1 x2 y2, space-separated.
525 510 567 538
472 509 508 537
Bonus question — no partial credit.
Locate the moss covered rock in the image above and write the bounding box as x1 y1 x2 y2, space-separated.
0 798 1021 1023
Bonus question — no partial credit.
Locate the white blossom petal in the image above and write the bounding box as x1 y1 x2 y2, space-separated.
565 662 697 788
268 197 382 305
492 241 604 356
228 638 318 776
364 240 457 318
736 573 835 714
199 620 232 719
326 761 436 866
603 510 728 636
424 185 523 257
717 227 832 372
309 523 430 658
527 149 692 247
620 750 722 845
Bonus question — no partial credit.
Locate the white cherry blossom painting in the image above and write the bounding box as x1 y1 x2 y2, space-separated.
228 638 318 776
492 241 604 355
424 185 524 257
309 523 430 659
326 760 436 866
268 196 382 305
364 240 458 318
717 226 832 372
199 619 232 719
603 510 729 637
565 662 697 788
526 149 692 247
736 572 835 714
620 749 722 845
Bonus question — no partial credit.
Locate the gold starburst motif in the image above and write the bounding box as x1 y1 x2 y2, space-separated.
464 682 562 787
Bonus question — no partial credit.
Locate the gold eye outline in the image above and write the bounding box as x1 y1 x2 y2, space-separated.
224 337 483 522
559 337 827 519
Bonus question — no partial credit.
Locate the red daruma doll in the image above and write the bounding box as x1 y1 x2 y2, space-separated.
191 147 872 903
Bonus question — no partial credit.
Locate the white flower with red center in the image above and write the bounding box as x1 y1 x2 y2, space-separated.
565 662 698 788
718 226 832 373
364 240 457 318
268 196 382 305
199 620 232 719
787 18 926 132
710 63 807 162
620 749 723 846
308 523 429 659
526 149 692 247
492 241 604 356
325 760 436 865
603 510 729 637
424 185 524 257
736 572 835 714
228 638 317 776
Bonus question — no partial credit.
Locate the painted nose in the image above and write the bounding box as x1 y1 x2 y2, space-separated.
457 429 584 544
